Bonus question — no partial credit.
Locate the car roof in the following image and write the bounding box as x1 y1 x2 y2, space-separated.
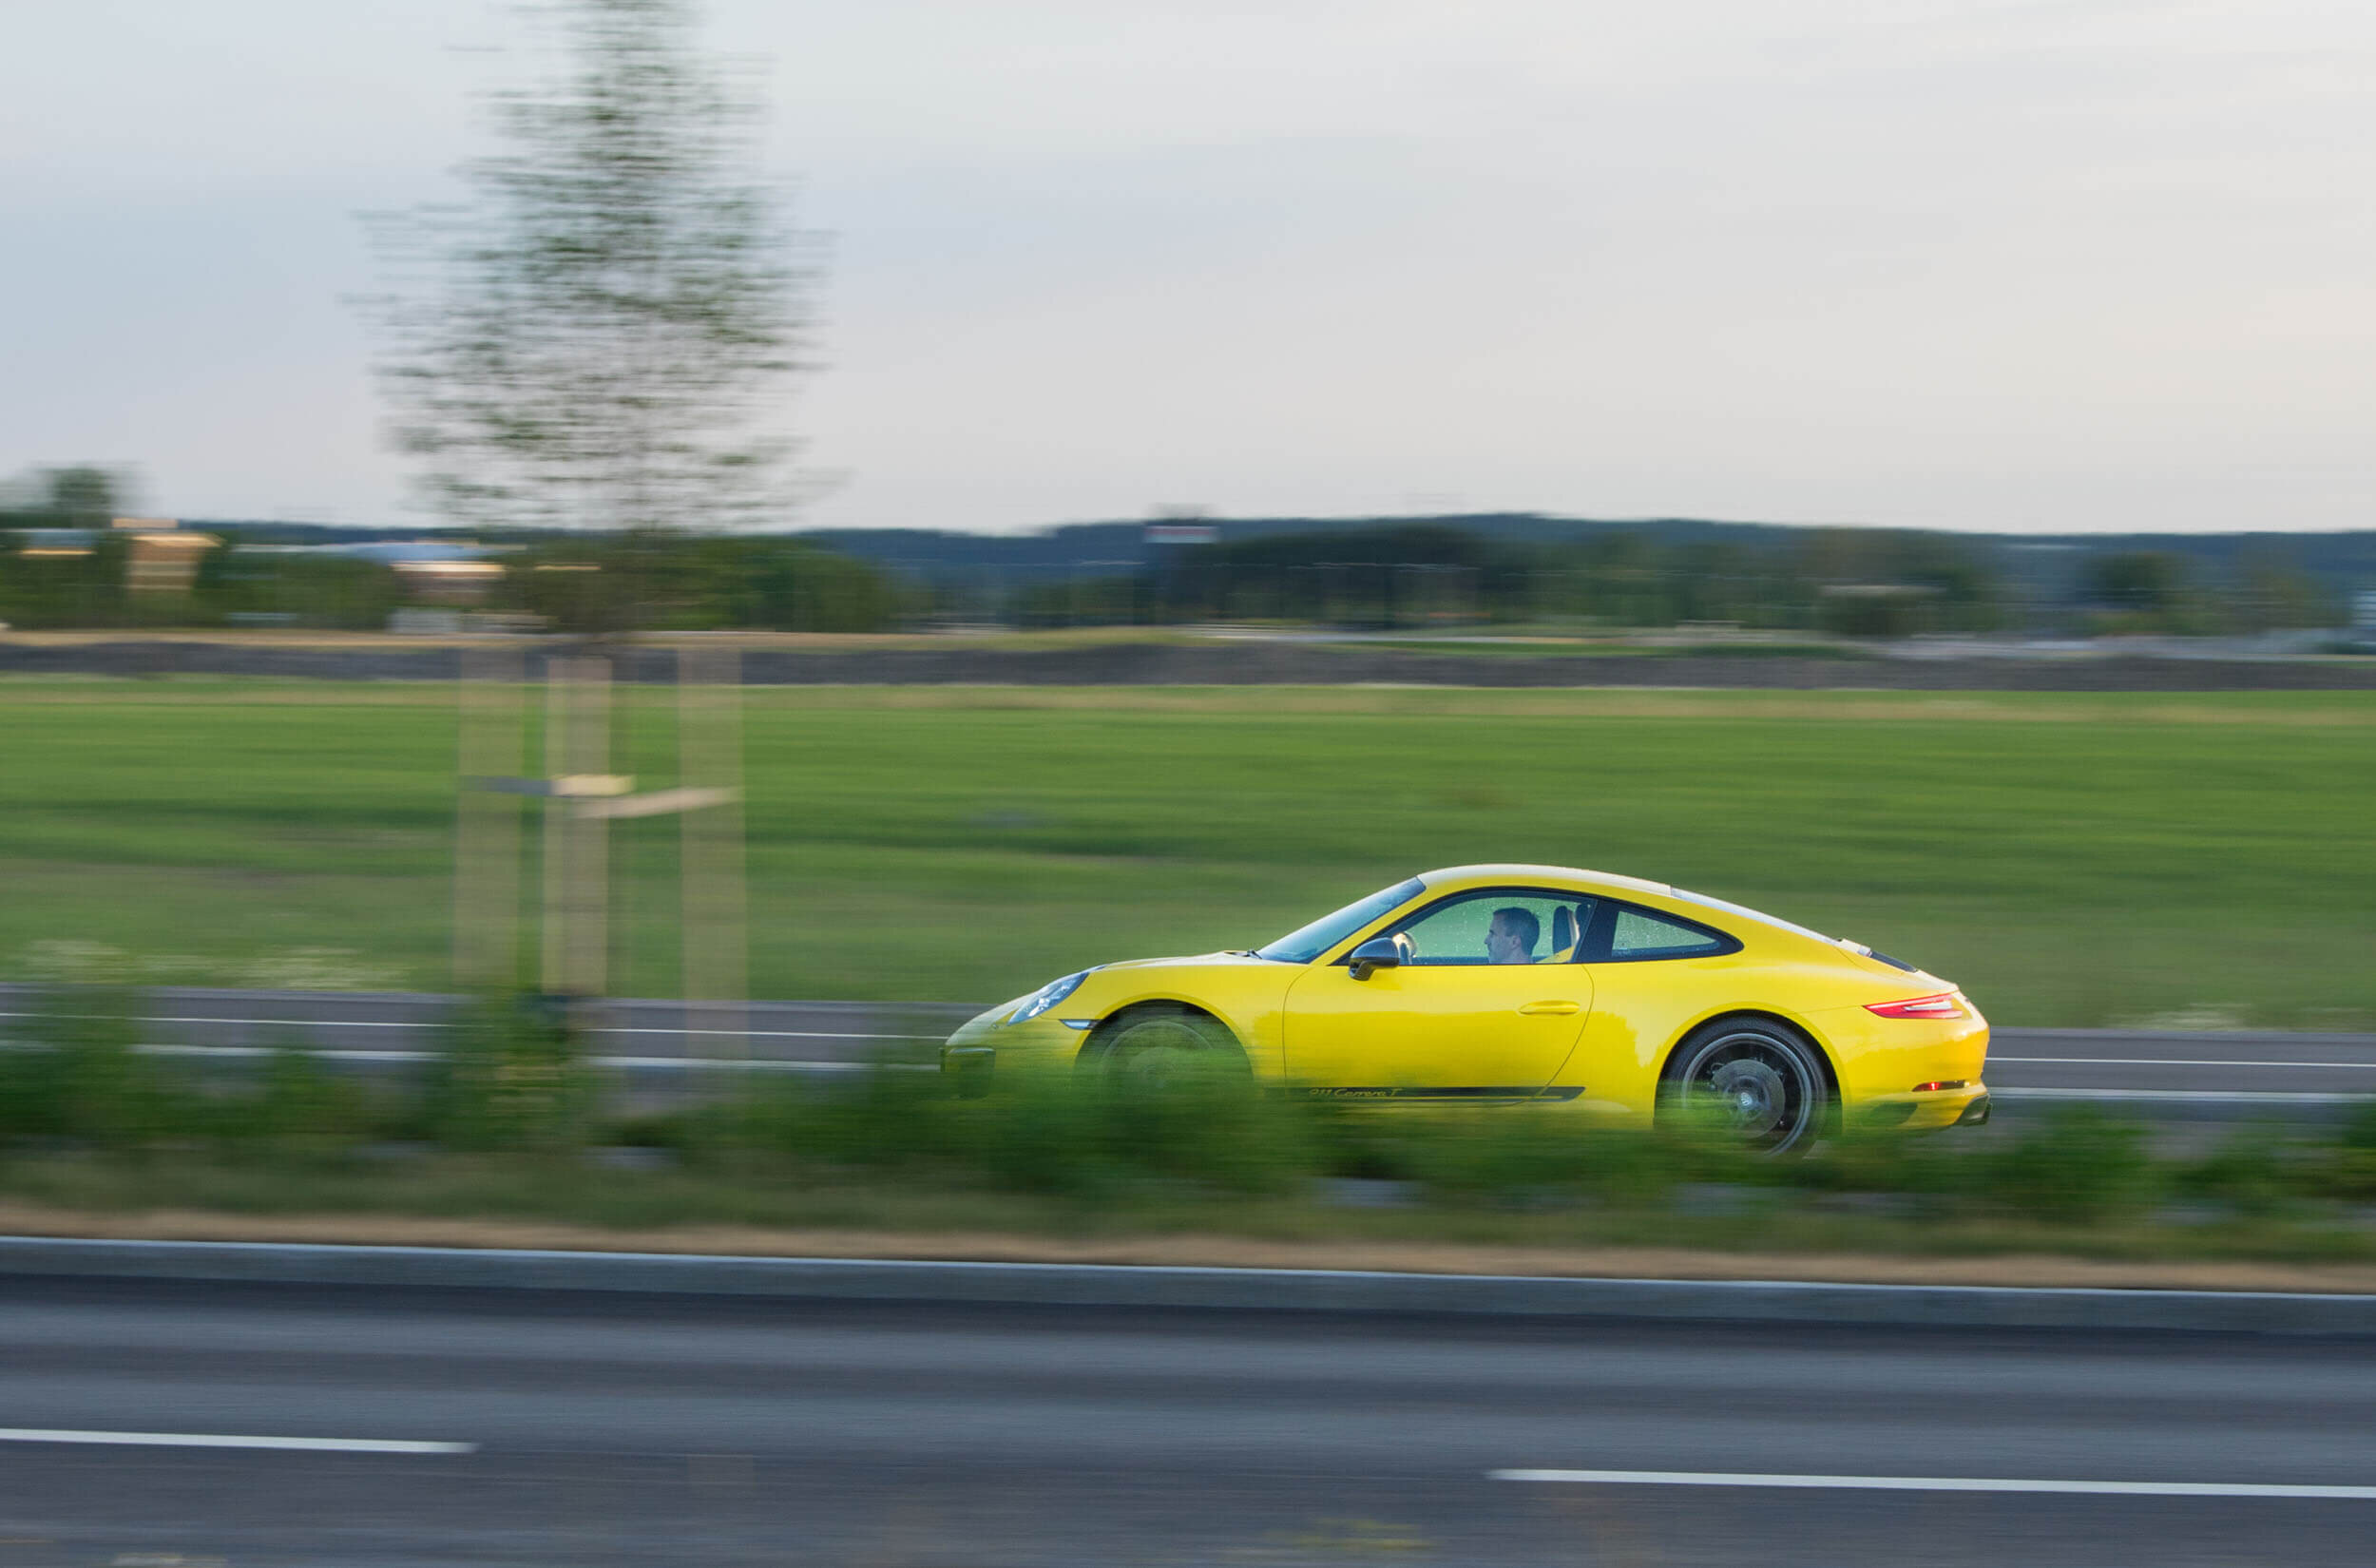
1411 864 1848 953
1415 863 1677 900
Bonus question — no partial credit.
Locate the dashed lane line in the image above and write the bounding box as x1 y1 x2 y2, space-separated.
1489 1469 2376 1501
0 1427 473 1455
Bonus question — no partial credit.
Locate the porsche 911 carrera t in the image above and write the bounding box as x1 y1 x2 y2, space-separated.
942 865 1988 1154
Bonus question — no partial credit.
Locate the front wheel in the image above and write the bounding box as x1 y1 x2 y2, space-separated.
1662 1020 1830 1156
1084 1006 1248 1092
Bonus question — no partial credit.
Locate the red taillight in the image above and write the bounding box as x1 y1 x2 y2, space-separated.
1910 1080 1970 1093
1866 993 1967 1021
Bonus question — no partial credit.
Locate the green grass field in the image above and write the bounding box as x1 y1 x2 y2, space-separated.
3 679 2371 1028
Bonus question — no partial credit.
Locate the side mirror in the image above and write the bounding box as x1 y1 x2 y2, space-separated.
1348 935 1405 981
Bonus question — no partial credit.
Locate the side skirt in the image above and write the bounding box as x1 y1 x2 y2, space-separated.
1292 1085 1584 1102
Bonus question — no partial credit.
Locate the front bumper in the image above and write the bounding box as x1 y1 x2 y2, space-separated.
943 1045 996 1096
939 1005 1085 1092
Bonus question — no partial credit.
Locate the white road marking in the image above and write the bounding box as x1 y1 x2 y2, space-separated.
115 1045 934 1073
0 1012 422 1029
0 1428 473 1455
1991 1087 2376 1104
129 1045 431 1062
1994 1057 2376 1070
0 1012 944 1042
1488 1469 2376 1500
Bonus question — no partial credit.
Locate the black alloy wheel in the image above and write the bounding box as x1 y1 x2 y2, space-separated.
1664 1020 1830 1156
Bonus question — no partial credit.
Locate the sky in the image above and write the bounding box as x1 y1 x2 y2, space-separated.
4 0 2373 535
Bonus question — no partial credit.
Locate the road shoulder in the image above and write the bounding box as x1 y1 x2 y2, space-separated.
6 1199 2376 1303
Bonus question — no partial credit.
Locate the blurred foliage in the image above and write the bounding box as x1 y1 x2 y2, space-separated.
0 989 379 1154
0 516 908 634
1020 524 2009 636
2080 550 2218 635
418 995 599 1153
2069 547 2341 637
1970 1107 2157 1220
0 987 175 1148
516 532 912 634
194 543 408 631
0 468 135 630
686 1066 1322 1198
979 522 2354 637
0 462 2347 637
0 465 133 528
356 0 809 544
6 987 2376 1258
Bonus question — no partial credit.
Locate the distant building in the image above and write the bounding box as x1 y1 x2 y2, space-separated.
10 518 220 592
16 529 96 559
115 519 220 594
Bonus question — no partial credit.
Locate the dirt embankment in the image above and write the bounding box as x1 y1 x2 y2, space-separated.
6 637 2375 690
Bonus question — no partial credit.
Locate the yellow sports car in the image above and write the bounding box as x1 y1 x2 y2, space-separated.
942 864 1989 1154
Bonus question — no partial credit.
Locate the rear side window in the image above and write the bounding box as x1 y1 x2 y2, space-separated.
1594 904 1741 963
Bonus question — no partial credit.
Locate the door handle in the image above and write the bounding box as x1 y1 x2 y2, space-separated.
1517 1001 1581 1016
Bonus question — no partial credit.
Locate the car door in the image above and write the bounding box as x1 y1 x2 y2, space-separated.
1282 889 1595 1098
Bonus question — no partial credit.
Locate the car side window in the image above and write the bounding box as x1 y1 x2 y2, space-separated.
1601 905 1737 962
1381 890 1596 966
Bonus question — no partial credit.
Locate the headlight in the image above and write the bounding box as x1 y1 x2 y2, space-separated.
1009 971 1087 1024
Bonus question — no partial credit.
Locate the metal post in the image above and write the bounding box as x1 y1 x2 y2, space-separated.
542 656 613 999
678 645 749 1061
453 643 524 989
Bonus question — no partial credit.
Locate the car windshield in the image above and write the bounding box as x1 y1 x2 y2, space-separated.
1254 877 1426 964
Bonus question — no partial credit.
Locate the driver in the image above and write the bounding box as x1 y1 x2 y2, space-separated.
1485 906 1540 966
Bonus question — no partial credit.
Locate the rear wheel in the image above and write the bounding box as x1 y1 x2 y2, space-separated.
1085 1006 1248 1091
1662 1019 1830 1156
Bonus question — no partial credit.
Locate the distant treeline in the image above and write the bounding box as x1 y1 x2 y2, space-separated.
819 513 2367 637
993 520 2349 637
0 527 910 635
2 467 2365 636
0 468 907 634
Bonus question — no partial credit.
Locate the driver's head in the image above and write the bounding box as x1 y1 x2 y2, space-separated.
1485 907 1539 965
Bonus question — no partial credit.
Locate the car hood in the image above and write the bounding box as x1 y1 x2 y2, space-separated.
1091 950 1291 975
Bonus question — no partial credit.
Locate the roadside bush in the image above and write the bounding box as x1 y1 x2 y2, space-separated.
2307 1103 2376 1201
675 1066 1320 1198
17 987 2376 1252
205 1035 381 1156
420 995 599 1153
0 986 189 1149
1375 1108 1692 1205
1970 1107 2158 1221
2176 1127 2311 1217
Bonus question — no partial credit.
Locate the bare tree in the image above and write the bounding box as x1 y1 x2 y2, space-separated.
361 0 811 546
374 3 786 1010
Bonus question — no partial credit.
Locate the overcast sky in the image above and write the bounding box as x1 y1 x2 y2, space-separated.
5 0 2373 534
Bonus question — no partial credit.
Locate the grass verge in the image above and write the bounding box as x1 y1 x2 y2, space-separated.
2 681 2372 1027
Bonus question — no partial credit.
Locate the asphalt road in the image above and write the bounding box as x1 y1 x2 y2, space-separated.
1 1277 2373 1566
4 985 2372 1118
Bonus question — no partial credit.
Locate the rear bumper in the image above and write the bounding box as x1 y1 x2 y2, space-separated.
1855 1082 1990 1132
